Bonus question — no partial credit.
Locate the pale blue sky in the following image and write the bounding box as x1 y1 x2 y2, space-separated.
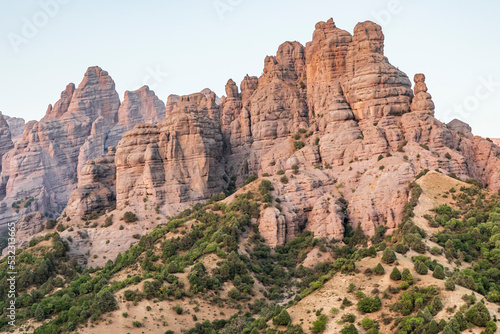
1 0 499 137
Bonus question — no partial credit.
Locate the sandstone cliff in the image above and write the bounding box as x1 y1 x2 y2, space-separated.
115 92 226 216
2 114 25 143
0 67 167 230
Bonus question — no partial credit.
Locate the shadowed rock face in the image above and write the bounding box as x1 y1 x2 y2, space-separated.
105 85 166 148
3 19 500 250
115 92 226 216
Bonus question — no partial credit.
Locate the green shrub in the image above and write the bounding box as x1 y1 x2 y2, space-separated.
132 321 143 328
46 219 57 229
228 288 241 300
311 314 328 333
382 248 396 264
34 304 45 321
280 175 289 184
429 246 442 255
373 263 385 275
361 318 374 330
244 174 258 185
293 141 305 151
430 296 443 315
259 180 274 195
273 309 291 326
103 214 113 227
411 239 426 254
172 304 183 315
432 265 445 279
341 324 358 334
390 267 402 281
394 243 409 254
465 301 491 327
414 260 428 275
357 297 381 313
122 211 138 223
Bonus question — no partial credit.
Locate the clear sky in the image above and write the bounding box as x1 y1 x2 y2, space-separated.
1 0 499 137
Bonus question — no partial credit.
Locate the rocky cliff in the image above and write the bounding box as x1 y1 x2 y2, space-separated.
2 114 25 143
115 92 226 216
0 114 14 174
0 67 165 230
3 19 500 252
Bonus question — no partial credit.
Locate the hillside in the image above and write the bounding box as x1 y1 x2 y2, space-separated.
2 171 500 333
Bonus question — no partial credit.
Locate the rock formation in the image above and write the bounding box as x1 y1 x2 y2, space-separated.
0 67 165 229
410 74 435 113
448 119 473 138
105 86 165 148
64 148 117 217
2 114 25 143
0 113 14 173
115 92 227 215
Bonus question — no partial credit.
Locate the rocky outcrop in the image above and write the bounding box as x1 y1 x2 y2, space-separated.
410 74 435 113
221 41 309 179
0 113 14 173
105 86 165 148
448 119 473 138
44 83 75 120
64 148 117 217
343 21 413 119
306 19 413 121
0 67 120 229
115 93 227 215
305 19 353 119
3 114 25 143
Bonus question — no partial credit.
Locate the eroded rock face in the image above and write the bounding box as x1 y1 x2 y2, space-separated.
306 19 413 121
0 113 14 173
64 148 117 217
343 21 413 119
3 114 25 143
115 93 227 215
410 74 435 113
105 86 165 148
448 119 473 138
0 67 120 228
221 41 309 179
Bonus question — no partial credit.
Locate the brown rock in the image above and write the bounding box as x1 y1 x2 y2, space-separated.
105 85 165 147
0 113 14 172
448 119 473 138
115 93 226 216
64 147 116 217
0 66 120 229
3 114 25 143
410 73 435 113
